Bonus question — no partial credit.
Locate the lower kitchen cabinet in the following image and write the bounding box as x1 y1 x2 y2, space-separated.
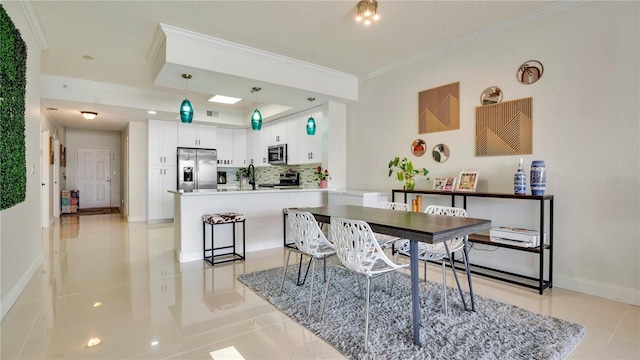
148 165 176 221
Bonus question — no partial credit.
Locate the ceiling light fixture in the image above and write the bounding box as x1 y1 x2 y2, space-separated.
355 0 379 25
180 74 194 123
250 87 262 131
81 111 98 120
147 110 156 115
209 95 242 104
306 98 316 136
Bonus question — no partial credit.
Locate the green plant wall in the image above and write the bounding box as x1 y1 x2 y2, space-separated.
0 4 28 210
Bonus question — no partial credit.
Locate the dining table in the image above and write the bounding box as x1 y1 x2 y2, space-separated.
304 205 491 346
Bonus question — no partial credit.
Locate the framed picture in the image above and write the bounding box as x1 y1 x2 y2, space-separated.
443 177 457 191
432 178 446 191
456 170 479 192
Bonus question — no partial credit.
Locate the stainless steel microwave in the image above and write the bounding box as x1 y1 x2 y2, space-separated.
268 144 287 165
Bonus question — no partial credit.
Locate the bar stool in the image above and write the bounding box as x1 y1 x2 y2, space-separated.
202 212 246 265
282 207 299 249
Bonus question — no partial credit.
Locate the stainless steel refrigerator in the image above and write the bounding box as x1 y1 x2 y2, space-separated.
177 147 218 191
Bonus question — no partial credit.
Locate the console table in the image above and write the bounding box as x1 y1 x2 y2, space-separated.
392 189 553 294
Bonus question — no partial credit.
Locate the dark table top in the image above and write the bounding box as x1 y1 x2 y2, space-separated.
304 205 491 244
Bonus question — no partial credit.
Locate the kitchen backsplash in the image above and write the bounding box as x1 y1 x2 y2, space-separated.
222 164 322 189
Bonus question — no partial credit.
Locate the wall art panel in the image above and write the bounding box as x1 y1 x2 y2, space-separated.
475 97 532 156
418 82 460 134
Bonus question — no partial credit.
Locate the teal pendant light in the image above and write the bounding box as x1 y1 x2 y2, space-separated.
306 97 316 135
250 87 262 130
180 74 193 123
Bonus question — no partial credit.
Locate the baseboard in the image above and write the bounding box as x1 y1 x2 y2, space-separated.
0 253 43 321
555 275 639 306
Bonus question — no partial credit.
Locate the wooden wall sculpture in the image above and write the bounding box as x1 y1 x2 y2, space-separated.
418 82 460 133
475 97 532 156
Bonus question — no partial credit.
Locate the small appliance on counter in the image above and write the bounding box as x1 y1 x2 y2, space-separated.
217 171 227 184
177 147 218 191
258 172 300 189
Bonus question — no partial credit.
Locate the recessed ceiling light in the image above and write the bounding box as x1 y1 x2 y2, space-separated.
148 110 156 114
93 301 102 307
87 337 102 347
82 55 94 60
150 340 159 346
209 95 242 104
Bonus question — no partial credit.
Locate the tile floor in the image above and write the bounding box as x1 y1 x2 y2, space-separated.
1 214 638 359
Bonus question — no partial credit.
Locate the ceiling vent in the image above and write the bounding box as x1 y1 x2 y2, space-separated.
206 110 219 117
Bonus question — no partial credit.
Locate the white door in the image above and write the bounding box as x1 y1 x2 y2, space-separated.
77 148 111 208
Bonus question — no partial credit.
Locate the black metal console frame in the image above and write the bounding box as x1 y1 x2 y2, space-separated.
392 189 554 294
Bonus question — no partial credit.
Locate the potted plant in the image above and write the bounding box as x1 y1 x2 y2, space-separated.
388 157 428 190
235 167 253 188
315 166 330 188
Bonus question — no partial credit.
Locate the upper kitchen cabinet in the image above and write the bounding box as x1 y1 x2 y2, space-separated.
286 116 300 164
216 128 233 165
296 112 322 164
232 129 247 167
178 123 217 149
149 120 178 167
266 119 287 146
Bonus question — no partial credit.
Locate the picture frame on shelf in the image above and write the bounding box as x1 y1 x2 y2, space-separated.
433 178 446 191
456 170 479 192
443 177 457 191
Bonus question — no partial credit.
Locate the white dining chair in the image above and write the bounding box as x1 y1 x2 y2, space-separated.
321 217 409 352
374 201 410 249
279 210 336 316
395 205 470 315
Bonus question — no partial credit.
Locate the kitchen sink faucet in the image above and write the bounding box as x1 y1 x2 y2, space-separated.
248 164 256 190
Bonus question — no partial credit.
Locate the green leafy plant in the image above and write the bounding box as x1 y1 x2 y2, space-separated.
235 167 253 183
387 157 428 190
0 4 27 210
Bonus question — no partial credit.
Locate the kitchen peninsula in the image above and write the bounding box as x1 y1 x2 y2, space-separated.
170 188 328 262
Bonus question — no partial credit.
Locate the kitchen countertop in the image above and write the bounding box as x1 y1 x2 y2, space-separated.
169 188 333 196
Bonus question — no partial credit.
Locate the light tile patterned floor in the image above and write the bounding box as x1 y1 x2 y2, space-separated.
1 214 638 359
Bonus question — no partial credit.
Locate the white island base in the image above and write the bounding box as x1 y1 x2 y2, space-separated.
170 189 328 263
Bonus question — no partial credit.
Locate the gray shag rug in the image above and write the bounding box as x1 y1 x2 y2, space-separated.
237 261 585 360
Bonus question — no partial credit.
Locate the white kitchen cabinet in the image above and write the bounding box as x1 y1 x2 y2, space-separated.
267 119 287 146
148 120 177 166
177 123 217 149
296 112 322 164
258 125 271 165
232 129 247 167
148 165 176 221
246 129 259 165
216 128 233 166
286 116 300 164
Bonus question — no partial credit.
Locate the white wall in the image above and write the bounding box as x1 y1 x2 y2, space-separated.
348 2 639 305
65 128 122 208
1 2 45 320
126 121 148 222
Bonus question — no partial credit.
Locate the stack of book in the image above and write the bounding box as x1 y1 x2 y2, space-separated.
489 226 542 247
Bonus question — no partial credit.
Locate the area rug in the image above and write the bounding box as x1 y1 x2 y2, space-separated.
237 262 585 360
61 207 120 216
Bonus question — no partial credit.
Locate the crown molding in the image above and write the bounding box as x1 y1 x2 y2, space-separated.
146 24 166 64
19 1 48 50
360 1 590 81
